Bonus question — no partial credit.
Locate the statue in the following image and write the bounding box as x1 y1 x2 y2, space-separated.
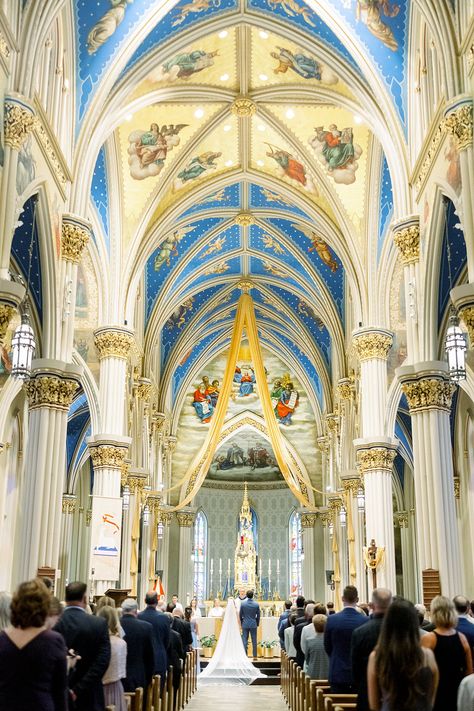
234 483 257 591
363 538 385 589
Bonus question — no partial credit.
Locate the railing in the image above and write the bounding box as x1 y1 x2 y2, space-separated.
280 651 357 711
106 649 198 711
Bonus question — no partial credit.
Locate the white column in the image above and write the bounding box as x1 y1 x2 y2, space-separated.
392 216 421 364
328 496 343 610
397 363 463 597
177 510 196 606
0 95 37 278
301 512 317 599
319 509 334 605
17 361 81 583
59 215 91 360
156 510 172 595
353 328 397 592
341 475 364 592
395 511 417 601
57 495 77 597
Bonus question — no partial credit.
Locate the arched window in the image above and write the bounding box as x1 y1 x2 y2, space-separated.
289 511 303 598
193 511 207 603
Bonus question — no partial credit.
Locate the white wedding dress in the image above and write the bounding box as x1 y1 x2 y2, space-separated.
198 598 265 685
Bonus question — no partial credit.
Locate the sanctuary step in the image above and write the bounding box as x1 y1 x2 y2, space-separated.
199 659 280 685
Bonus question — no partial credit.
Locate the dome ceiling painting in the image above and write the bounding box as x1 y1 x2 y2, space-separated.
81 0 413 491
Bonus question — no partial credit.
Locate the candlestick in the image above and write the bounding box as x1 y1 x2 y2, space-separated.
227 558 231 575
210 558 214 574
219 558 222 574
259 558 262 576
268 557 271 575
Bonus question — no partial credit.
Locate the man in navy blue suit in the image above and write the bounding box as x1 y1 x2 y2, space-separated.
324 585 368 693
454 595 474 654
138 591 170 684
239 590 261 659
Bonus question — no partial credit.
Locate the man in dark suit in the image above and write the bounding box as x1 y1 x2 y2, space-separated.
293 602 315 668
324 585 368 693
120 598 154 694
138 591 170 682
239 590 261 659
54 581 111 711
351 588 392 710
279 595 306 638
454 595 474 653
278 600 292 651
168 605 193 651
165 614 186 710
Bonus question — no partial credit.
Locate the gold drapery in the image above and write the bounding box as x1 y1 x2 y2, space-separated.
168 293 318 511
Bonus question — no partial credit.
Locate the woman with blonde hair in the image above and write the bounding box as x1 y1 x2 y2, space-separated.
421 595 472 711
97 605 127 711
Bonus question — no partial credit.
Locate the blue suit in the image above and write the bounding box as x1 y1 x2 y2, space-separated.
324 607 368 692
138 606 170 679
239 597 261 657
457 618 474 653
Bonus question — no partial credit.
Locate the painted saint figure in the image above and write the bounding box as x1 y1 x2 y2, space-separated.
161 49 218 79
270 379 283 409
238 368 255 397
265 144 307 186
309 125 362 185
128 123 187 179
176 152 222 184
356 0 400 52
206 379 220 408
276 382 299 425
192 384 214 423
271 47 321 79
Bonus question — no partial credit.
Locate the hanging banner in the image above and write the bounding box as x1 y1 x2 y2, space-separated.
90 496 122 581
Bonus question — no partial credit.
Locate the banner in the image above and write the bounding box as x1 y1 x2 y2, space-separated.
90 496 122 581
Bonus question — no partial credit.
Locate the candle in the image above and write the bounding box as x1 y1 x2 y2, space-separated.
277 559 280 574
259 558 262 576
227 558 231 575
268 558 271 575
219 558 222 574
210 558 214 573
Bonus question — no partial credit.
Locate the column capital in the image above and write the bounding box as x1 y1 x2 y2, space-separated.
341 474 361 494
88 435 131 469
318 507 331 526
94 326 135 360
355 440 397 474
61 214 91 263
453 476 460 500
300 511 318 528
325 412 339 435
164 435 177 453
135 377 153 401
4 94 38 151
352 327 393 361
158 507 173 526
394 510 409 528
62 494 77 514
392 215 420 266
450 283 474 346
127 472 148 493
396 362 455 414
24 361 82 411
327 494 343 512
316 435 330 454
337 376 355 401
176 509 196 527
443 96 473 151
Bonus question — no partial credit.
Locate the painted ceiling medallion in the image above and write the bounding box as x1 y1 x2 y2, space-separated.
234 212 256 226
231 97 257 117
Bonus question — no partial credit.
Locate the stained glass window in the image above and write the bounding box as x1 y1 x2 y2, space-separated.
193 510 207 603
289 510 303 598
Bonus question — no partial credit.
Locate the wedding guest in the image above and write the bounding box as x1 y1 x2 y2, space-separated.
120 598 154 695
368 598 438 711
301 603 327 671
0 578 68 710
165 613 185 709
190 597 202 618
46 596 63 629
421 595 472 711
303 614 329 680
284 612 298 661
54 581 111 711
458 673 474 711
96 595 115 611
171 605 193 651
327 601 335 615
138 591 169 682
97 606 127 711
208 598 224 618
171 594 183 613
453 595 474 652
0 592 12 630
278 600 292 651
185 606 200 674
294 602 315 668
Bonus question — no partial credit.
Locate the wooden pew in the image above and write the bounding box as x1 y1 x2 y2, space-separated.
315 688 357 711
124 687 144 711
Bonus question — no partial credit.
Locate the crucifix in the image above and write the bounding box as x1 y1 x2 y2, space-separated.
363 538 385 588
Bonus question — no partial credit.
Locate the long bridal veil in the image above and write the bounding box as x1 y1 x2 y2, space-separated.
198 598 265 685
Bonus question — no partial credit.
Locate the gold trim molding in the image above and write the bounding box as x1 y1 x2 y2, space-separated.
353 330 393 361
395 511 409 528
357 447 396 474
341 477 361 494
234 212 255 226
94 328 135 359
4 98 38 150
62 217 91 263
90 445 129 469
231 97 256 117
393 220 420 266
453 476 460 500
301 512 317 528
460 305 474 346
24 375 78 410
176 511 196 527
0 303 15 343
444 101 473 152
62 494 77 514
401 378 455 413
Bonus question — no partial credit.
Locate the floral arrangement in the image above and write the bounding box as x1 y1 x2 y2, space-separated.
200 634 217 648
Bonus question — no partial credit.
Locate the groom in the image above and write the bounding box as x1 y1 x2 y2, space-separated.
239 590 260 659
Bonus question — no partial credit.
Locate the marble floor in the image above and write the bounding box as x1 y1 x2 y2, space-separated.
187 685 287 710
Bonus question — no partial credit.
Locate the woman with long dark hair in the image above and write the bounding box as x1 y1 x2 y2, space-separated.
367 598 438 711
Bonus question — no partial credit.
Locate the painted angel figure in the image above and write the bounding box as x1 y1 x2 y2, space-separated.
292 224 339 272
356 0 400 52
87 0 132 55
128 123 187 180
309 124 362 185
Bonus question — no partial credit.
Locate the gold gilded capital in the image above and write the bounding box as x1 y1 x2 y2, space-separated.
301 512 317 528
393 221 420 265
176 511 195 527
231 97 257 117
357 447 396 474
337 377 353 401
234 212 255 227
24 375 78 410
443 101 473 151
453 476 460 500
136 380 153 401
395 511 409 528
341 477 361 494
61 217 91 263
316 435 330 454
94 328 134 360
62 494 77 514
4 99 38 150
401 377 455 413
353 330 393 361
90 444 128 470
460 305 474 346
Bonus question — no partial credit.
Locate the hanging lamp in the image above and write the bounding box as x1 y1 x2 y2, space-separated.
444 204 467 383
11 198 37 380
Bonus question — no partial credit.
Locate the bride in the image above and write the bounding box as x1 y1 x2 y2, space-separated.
199 598 265 685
